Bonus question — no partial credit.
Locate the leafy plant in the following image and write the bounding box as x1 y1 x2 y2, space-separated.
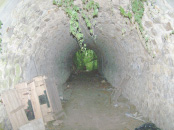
131 0 155 56
132 0 145 32
120 6 132 20
53 0 99 52
120 6 125 15
82 0 99 36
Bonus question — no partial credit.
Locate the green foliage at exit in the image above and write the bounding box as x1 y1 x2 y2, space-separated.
73 49 97 71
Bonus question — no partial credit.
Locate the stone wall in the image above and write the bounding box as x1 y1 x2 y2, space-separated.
0 0 174 130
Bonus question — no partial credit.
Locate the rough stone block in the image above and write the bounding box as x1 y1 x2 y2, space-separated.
163 22 173 31
145 21 153 28
19 118 45 130
153 17 161 24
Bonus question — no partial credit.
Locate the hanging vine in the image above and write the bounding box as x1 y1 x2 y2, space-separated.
120 6 132 20
53 0 99 51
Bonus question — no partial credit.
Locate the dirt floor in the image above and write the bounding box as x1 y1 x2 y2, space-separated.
47 71 146 130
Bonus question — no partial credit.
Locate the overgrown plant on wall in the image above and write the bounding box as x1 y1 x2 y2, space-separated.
120 6 132 20
119 0 145 34
120 0 155 57
131 0 154 56
131 0 145 33
0 21 2 52
53 0 99 52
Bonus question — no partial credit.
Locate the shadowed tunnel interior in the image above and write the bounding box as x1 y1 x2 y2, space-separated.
0 0 174 129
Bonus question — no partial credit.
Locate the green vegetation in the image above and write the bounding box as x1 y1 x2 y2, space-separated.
120 6 132 20
132 0 145 33
73 49 97 71
53 0 99 51
131 0 154 56
0 20 2 52
120 0 145 33
170 30 174 35
145 36 149 43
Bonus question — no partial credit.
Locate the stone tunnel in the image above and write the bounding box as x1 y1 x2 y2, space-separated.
0 0 174 129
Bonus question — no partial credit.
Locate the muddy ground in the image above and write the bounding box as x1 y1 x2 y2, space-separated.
47 71 146 130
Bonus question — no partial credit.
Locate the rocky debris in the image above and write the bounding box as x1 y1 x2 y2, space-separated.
125 112 145 122
52 120 63 126
135 123 161 130
101 80 106 84
66 85 70 88
19 118 45 130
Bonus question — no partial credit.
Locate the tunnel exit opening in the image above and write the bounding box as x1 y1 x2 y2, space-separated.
72 48 98 73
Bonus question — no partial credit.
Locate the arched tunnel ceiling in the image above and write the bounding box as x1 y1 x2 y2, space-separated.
0 0 174 130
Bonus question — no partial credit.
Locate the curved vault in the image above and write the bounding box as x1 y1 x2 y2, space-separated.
0 0 174 130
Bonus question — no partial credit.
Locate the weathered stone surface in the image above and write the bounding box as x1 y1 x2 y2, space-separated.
19 118 45 130
145 21 153 28
163 22 173 31
112 0 119 6
0 0 174 130
52 120 63 126
151 28 158 36
153 17 162 24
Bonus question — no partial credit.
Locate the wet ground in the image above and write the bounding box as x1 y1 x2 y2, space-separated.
47 71 146 130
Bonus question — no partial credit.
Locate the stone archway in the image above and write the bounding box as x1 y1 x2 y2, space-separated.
0 0 174 129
